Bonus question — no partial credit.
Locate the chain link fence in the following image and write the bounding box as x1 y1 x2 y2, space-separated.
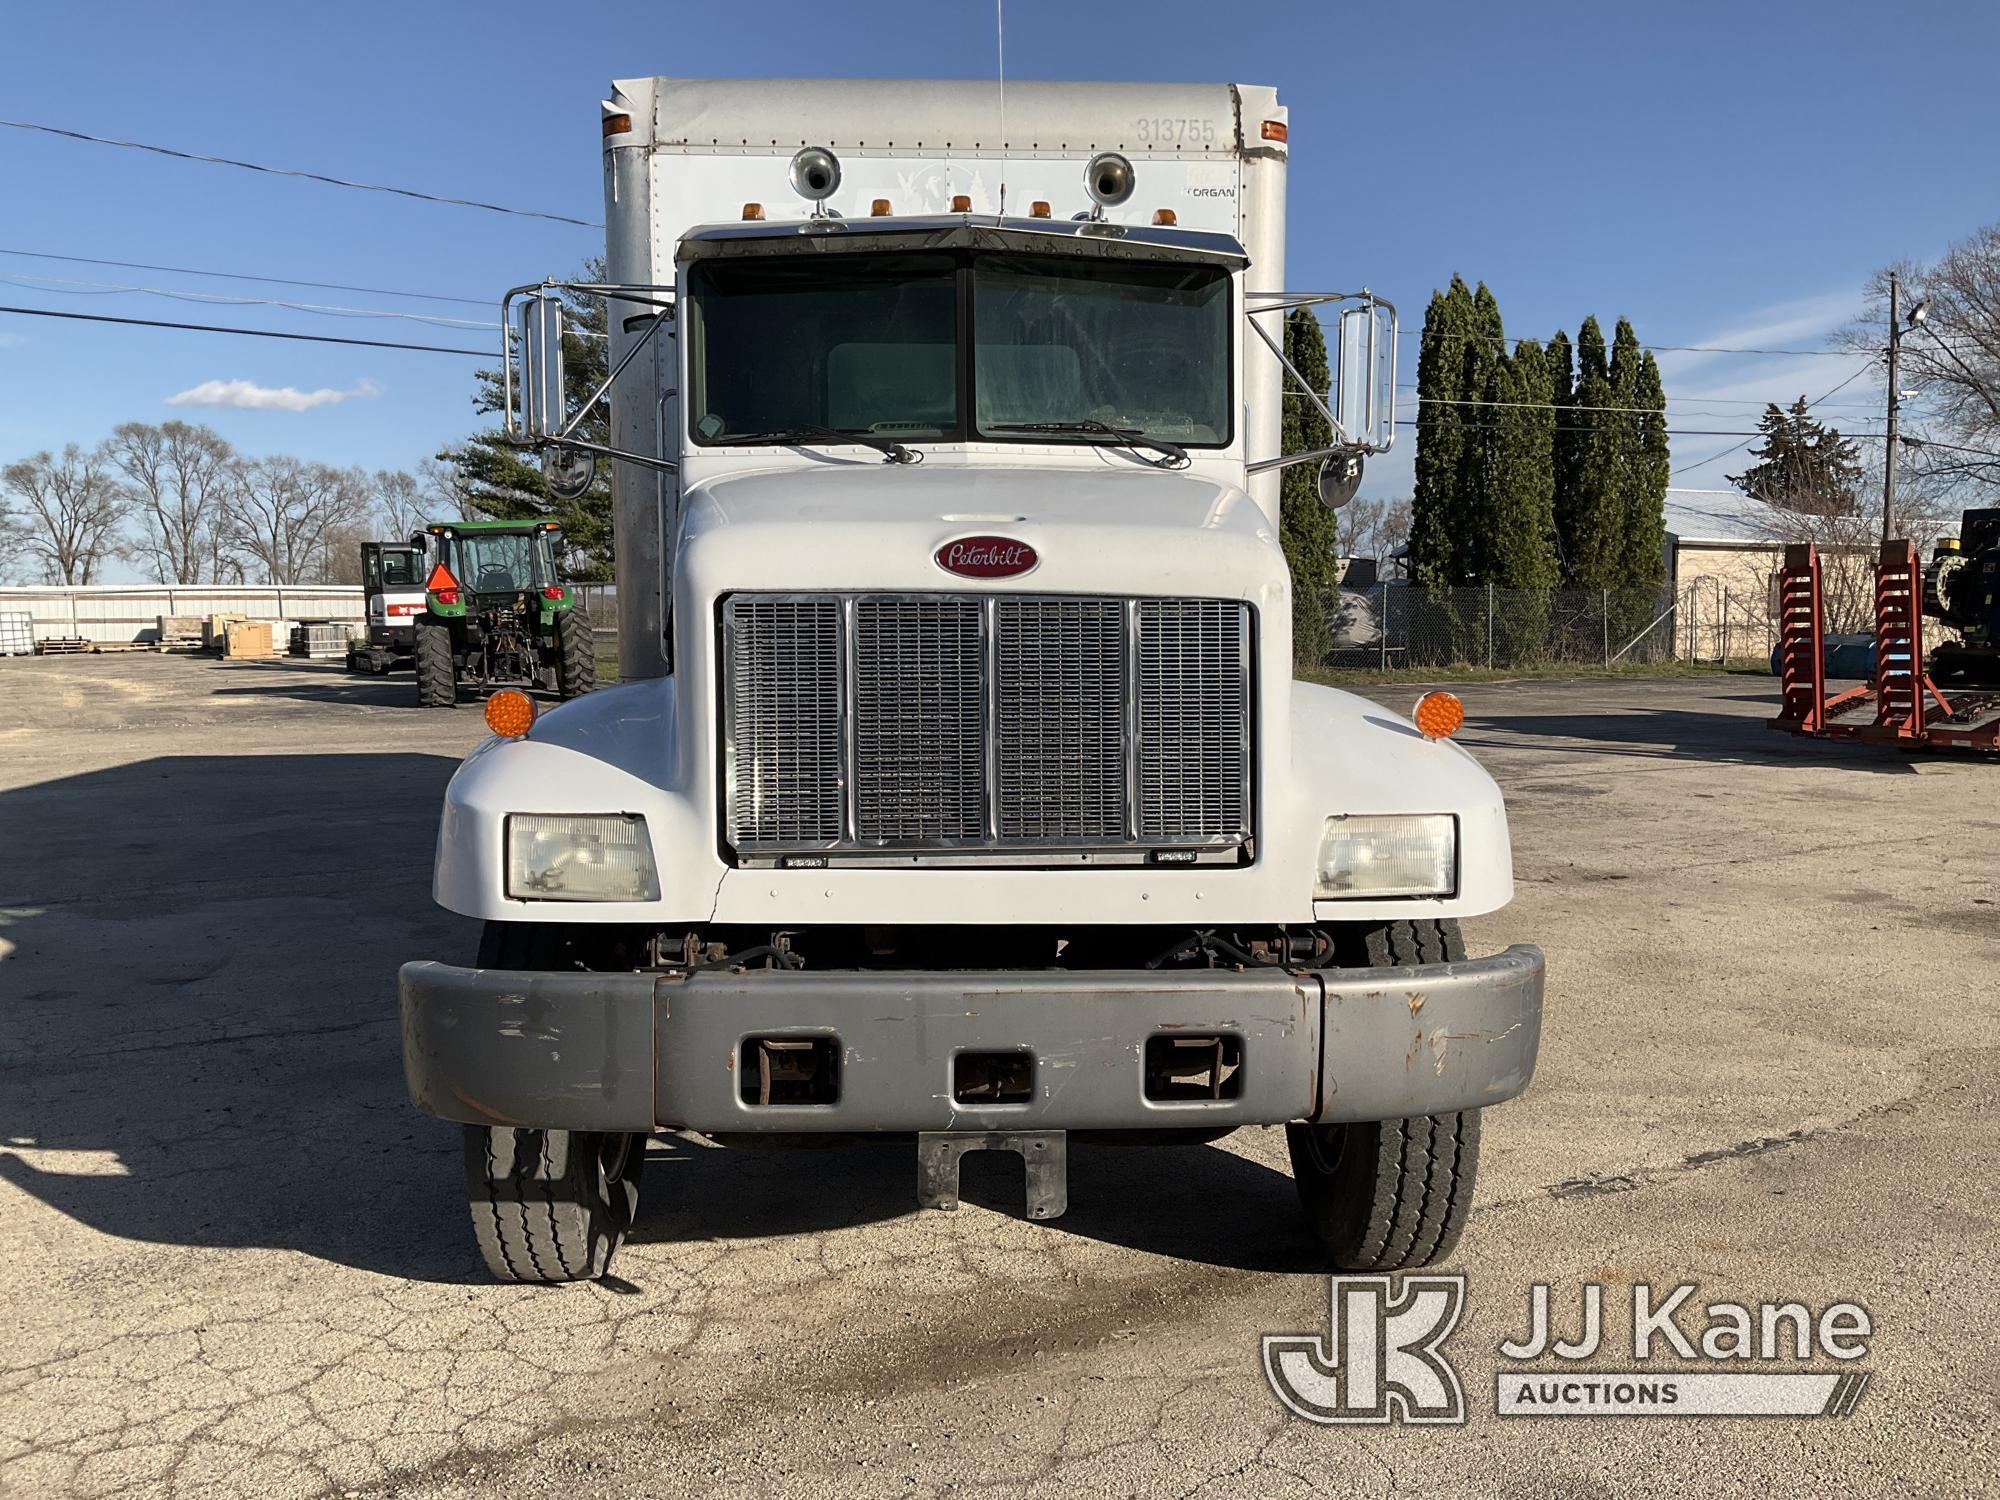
1295 581 1760 674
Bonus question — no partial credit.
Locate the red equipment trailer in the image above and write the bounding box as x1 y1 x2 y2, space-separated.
1770 540 2000 753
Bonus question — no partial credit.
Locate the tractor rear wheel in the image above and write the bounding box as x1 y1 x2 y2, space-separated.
557 610 596 699
415 622 457 707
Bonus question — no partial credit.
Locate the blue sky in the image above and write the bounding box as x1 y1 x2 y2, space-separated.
3 0 1995 569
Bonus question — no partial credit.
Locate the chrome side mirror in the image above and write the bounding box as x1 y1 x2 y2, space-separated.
1335 300 1395 453
516 292 566 442
1318 450 1364 511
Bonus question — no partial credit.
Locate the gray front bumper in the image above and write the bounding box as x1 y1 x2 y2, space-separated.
399 947 1543 1134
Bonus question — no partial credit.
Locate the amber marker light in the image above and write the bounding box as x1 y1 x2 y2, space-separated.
871 198 893 216
485 689 538 739
1412 691 1465 740
950 194 973 212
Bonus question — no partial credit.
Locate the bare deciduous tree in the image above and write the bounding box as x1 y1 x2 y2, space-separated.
1845 224 2000 496
1334 496 1414 565
223 456 372 584
0 443 130 583
371 469 427 541
106 420 237 584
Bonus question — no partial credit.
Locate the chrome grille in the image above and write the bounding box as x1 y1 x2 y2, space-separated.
853 597 986 840
1136 599 1248 840
995 598 1127 840
722 593 1252 863
723 597 843 847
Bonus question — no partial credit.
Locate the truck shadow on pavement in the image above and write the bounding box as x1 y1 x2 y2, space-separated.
1463 706 1920 773
0 752 1316 1284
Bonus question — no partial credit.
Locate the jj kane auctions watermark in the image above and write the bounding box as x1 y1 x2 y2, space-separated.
1264 1278 1873 1424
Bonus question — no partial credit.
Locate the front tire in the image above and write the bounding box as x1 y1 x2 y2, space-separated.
556 609 596 699
463 1125 643 1283
459 921 646 1283
1286 918 1481 1270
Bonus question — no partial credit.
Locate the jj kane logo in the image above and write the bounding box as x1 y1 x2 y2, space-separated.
934 535 1038 579
1264 1278 1873 1425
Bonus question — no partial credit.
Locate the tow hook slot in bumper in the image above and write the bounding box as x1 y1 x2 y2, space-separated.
917 1130 1068 1221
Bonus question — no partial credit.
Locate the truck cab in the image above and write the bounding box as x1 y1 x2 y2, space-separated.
399 78 1544 1282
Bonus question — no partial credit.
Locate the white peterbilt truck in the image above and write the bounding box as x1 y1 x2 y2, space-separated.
398 78 1544 1283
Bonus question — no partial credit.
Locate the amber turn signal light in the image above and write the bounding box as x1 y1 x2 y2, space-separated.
485 689 538 739
1412 691 1465 740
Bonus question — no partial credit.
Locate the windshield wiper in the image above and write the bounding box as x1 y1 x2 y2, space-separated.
728 424 919 464
987 420 1188 469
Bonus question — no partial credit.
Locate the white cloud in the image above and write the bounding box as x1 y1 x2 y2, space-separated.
165 377 379 412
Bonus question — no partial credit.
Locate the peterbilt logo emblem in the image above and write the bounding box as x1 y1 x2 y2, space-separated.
935 535 1038 579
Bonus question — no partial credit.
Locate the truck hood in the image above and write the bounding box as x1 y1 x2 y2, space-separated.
676 464 1286 602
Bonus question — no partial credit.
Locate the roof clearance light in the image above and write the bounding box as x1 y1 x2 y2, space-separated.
1152 208 1178 226
950 194 972 212
484 689 538 740
602 112 632 138
871 198 893 216
1412 691 1466 740
1261 119 1288 142
741 202 765 221
1029 200 1052 218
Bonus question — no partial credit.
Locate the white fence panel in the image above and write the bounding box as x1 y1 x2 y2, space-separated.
0 585 366 645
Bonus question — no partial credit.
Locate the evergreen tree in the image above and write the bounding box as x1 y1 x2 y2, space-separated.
1564 316 1622 589
1607 318 1646 546
1625 350 1670 590
1483 340 1559 660
1278 307 1340 667
448 258 616 579
1410 277 1475 589
1546 328 1577 581
1727 396 1864 514
1484 340 1560 589
1453 283 1507 584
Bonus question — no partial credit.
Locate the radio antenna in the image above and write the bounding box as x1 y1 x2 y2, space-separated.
995 0 1007 216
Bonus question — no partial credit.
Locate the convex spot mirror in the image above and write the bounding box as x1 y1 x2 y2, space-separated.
542 443 597 501
1318 450 1364 511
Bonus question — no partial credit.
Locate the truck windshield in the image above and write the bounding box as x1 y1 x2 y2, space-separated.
684 250 1232 449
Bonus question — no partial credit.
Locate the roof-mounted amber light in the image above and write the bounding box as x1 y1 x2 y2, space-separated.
484 689 538 740
1152 208 1178 226
1412 691 1465 740
1261 119 1288 142
602 112 632 138
950 194 972 212
741 202 765 221
871 198 893 216
1029 200 1051 218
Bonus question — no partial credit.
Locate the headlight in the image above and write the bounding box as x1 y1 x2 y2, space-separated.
506 814 660 902
1315 814 1455 898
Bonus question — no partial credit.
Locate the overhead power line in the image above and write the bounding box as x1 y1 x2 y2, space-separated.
0 118 601 228
1396 327 1879 359
0 245 492 307
2 270 500 330
0 304 488 356
1670 362 1876 476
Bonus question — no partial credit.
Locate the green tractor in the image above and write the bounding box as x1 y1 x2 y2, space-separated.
413 519 596 708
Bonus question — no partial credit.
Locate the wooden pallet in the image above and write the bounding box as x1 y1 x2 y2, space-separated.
36 637 90 655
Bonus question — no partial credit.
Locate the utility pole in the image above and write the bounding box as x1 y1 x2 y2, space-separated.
1882 271 1900 545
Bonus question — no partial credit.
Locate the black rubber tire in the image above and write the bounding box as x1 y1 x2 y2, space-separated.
1286 918 1480 1271
461 921 644 1283
414 621 457 708
556 609 596 700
